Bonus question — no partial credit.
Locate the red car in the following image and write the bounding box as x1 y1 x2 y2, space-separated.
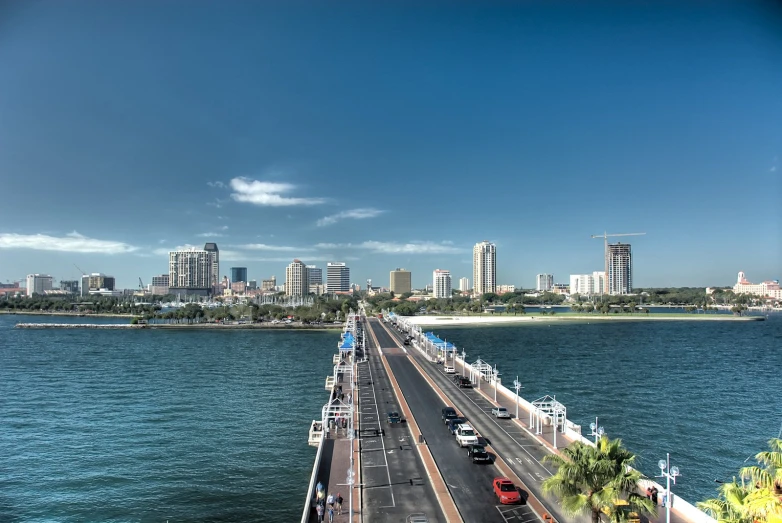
493 477 521 504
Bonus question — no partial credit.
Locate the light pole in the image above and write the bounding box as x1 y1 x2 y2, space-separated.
589 416 604 444
461 349 467 376
657 453 681 523
493 364 499 401
512 377 522 419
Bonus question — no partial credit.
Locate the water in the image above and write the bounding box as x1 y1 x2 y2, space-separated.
433 314 782 504
1 315 780 520
0 315 333 522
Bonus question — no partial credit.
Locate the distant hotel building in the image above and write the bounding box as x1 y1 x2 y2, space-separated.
231 267 247 284
473 241 496 296
26 274 53 297
459 277 469 292
80 273 116 297
536 274 554 292
607 243 632 295
151 274 170 295
285 260 308 296
390 268 412 295
327 262 350 293
569 271 606 296
496 284 516 294
733 272 782 299
169 248 213 296
433 269 452 299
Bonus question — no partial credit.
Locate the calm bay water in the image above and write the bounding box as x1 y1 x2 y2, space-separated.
1 314 780 521
435 314 782 504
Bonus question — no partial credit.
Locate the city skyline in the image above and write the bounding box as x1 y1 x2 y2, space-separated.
0 2 780 288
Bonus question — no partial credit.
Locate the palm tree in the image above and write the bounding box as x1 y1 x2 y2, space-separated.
741 438 782 523
542 436 656 523
698 479 755 523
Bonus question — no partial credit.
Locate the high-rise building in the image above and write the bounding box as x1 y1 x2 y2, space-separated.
60 280 79 294
306 265 322 285
26 274 53 296
472 241 496 296
607 243 632 295
231 267 248 284
151 274 170 295
80 273 116 296
247 279 258 291
390 268 412 295
433 269 452 299
204 243 220 295
536 274 554 292
169 249 213 296
262 277 277 292
327 262 350 293
285 260 308 296
459 277 469 292
569 272 605 296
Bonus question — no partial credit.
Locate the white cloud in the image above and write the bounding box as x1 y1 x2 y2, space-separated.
314 241 462 254
0 231 137 254
316 208 385 227
229 177 325 206
197 232 224 238
207 181 226 188
220 225 229 230
238 243 313 252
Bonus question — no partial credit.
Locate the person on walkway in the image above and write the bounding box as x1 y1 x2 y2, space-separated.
328 505 334 523
335 493 343 514
327 492 335 511
316 502 324 523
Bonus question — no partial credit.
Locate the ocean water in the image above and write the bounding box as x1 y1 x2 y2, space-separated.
434 314 782 504
1 314 780 521
0 315 333 522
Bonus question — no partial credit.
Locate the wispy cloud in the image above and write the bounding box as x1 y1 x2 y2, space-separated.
238 243 313 252
206 199 225 208
229 177 325 206
207 181 226 188
197 232 224 238
317 208 385 227
152 244 199 256
0 231 137 254
314 241 462 254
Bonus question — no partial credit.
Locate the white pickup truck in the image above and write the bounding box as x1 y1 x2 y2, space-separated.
455 424 479 447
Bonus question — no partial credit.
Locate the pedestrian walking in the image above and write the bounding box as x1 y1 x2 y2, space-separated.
327 493 335 510
316 502 324 522
335 493 343 514
328 505 334 523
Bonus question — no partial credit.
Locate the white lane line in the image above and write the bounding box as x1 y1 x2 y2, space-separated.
366 338 396 508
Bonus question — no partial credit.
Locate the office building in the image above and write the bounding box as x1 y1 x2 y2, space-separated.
247 279 257 291
231 267 247 284
472 241 496 296
169 249 213 296
151 274 170 295
607 243 632 295
60 280 79 294
204 242 220 295
286 260 308 296
433 269 452 299
80 273 116 296
390 268 412 295
327 262 350 293
459 277 469 292
552 283 570 295
569 271 605 296
26 274 53 296
536 274 554 292
262 277 277 291
306 265 322 285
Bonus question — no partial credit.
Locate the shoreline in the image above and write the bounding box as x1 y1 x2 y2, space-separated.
0 310 134 318
402 313 765 326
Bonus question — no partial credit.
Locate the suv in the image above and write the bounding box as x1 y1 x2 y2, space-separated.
455 424 479 447
491 407 511 419
467 444 491 463
387 411 401 424
441 407 458 424
457 377 472 388
446 417 466 434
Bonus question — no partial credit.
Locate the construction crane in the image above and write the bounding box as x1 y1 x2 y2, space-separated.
73 264 86 276
591 232 646 294
139 277 145 291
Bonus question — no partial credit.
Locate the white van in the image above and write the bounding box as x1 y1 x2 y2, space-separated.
455 424 479 447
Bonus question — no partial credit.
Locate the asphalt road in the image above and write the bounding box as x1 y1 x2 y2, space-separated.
368 318 540 523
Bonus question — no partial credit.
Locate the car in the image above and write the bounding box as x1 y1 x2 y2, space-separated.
493 477 522 504
451 373 463 383
455 423 479 447
492 407 511 419
441 407 458 424
387 411 401 424
446 417 466 434
457 377 472 388
403 339 410 346
467 444 491 463
443 364 455 374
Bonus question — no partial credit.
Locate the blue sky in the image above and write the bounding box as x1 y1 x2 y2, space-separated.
1 1 780 289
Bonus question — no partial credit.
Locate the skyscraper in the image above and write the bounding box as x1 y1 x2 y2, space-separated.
204 242 220 295
306 265 322 285
231 267 248 284
433 269 452 299
459 277 469 292
285 259 308 296
80 273 116 296
169 249 213 296
472 241 496 296
390 268 412 294
26 274 53 296
607 243 632 295
536 274 554 292
327 262 350 293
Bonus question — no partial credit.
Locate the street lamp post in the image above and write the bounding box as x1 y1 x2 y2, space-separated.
461 349 467 376
589 416 604 444
493 364 499 402
512 377 522 419
657 453 681 523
